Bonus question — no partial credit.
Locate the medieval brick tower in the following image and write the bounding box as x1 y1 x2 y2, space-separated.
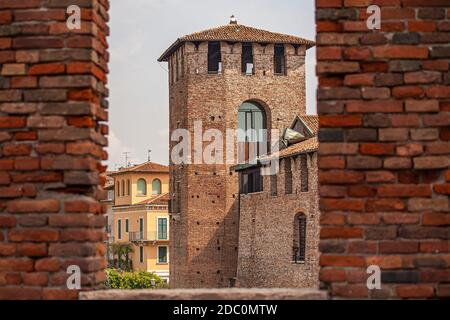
158 17 314 288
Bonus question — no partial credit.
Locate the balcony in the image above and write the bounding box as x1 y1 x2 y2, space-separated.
129 231 169 243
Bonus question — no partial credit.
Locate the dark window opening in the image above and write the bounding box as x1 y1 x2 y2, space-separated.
240 169 263 194
274 44 286 75
300 154 308 192
241 42 254 75
293 214 306 263
208 42 222 74
284 159 292 194
270 174 277 196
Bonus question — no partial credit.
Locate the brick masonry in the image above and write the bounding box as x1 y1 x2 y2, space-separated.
0 0 109 299
237 152 320 288
167 40 308 288
317 0 450 299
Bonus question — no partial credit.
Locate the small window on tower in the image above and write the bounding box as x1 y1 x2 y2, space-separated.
274 44 286 75
241 43 254 75
208 42 222 74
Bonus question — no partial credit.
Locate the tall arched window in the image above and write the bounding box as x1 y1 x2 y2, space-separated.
152 179 162 195
121 180 125 196
237 101 267 163
293 213 306 263
116 181 120 197
127 179 131 195
137 178 147 196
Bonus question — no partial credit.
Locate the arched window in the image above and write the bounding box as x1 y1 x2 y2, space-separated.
237 101 267 162
137 178 147 196
116 181 120 197
121 180 125 196
293 213 306 263
152 179 162 195
127 179 131 195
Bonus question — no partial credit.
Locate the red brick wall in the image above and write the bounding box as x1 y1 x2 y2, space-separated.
0 0 109 299
317 0 450 298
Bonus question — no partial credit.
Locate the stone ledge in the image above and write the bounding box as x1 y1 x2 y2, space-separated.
80 288 327 300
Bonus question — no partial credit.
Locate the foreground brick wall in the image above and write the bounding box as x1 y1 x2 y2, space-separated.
0 0 109 299
317 0 450 298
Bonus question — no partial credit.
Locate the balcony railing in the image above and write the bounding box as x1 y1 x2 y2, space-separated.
129 231 168 242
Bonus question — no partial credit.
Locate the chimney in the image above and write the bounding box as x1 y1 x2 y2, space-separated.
229 15 237 24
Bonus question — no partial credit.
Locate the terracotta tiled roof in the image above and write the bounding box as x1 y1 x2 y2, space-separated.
101 172 115 189
277 137 318 159
110 161 169 176
159 23 315 62
136 193 169 205
298 115 319 134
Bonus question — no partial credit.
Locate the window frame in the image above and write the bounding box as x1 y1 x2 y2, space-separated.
300 154 309 193
157 217 168 240
274 44 286 75
241 42 254 75
240 168 263 195
117 219 122 240
157 245 168 264
139 246 144 263
293 213 307 263
137 178 147 196
207 41 222 74
284 158 293 195
152 178 162 195
125 218 129 234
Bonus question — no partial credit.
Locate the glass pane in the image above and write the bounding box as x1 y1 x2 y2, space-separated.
158 247 167 263
159 218 167 239
152 179 161 195
237 111 246 142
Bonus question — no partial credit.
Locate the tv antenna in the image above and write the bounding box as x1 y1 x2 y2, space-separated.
122 152 132 168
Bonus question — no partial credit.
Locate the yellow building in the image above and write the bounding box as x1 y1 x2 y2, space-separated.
110 161 170 281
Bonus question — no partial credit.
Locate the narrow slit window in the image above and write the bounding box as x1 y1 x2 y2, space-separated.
274 44 286 75
285 159 292 194
139 246 144 263
208 42 222 74
293 214 306 263
241 42 254 75
270 174 277 196
300 154 309 192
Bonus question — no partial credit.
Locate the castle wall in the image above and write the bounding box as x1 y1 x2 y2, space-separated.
237 152 320 288
168 41 308 288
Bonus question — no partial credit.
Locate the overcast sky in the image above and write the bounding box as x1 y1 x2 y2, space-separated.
107 0 316 169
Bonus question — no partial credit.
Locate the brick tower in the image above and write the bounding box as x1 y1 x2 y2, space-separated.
158 17 314 288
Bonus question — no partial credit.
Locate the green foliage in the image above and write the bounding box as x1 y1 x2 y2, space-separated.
105 268 167 289
108 243 134 271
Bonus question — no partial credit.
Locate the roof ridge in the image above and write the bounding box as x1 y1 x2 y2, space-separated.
159 23 315 62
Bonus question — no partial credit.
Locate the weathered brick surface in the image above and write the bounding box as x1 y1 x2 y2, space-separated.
317 0 449 299
0 0 109 299
166 39 308 287
237 153 320 288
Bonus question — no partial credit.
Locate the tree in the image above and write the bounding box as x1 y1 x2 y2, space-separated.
110 243 134 271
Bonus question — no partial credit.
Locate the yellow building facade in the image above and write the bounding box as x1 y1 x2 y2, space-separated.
111 161 170 281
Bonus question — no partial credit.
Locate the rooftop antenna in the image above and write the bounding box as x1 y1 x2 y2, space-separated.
148 149 152 162
230 14 237 24
122 152 132 168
